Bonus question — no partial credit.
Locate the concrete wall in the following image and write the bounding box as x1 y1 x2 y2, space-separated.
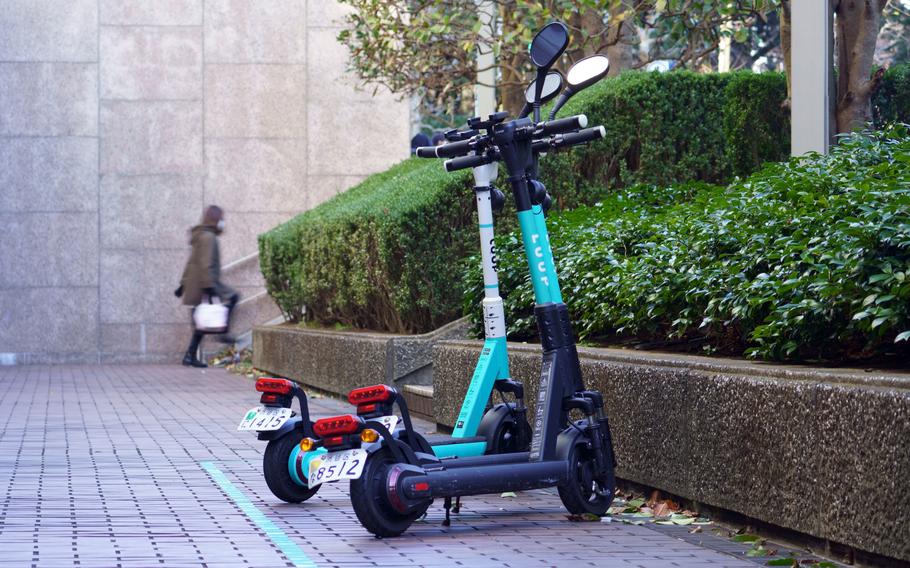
0 0 410 364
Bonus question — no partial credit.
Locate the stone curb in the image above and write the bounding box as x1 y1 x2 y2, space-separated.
433 339 910 563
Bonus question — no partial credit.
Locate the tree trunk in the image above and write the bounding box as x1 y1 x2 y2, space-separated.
497 0 526 116
833 0 887 133
606 2 639 76
779 0 792 106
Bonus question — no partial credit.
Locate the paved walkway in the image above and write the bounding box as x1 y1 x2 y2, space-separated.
0 366 768 568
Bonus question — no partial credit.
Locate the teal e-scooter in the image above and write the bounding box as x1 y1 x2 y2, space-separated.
239 137 538 504
307 22 617 537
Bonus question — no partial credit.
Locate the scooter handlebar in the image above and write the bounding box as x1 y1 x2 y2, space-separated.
444 153 493 172
555 126 605 148
417 138 475 159
539 114 588 136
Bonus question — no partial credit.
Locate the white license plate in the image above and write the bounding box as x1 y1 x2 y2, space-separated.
370 415 399 432
237 406 292 431
307 448 368 488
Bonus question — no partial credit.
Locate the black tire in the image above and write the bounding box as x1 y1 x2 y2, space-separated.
350 447 429 538
263 430 320 503
557 440 614 516
487 414 532 454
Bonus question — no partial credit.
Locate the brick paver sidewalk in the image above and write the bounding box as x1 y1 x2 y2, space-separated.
0 366 762 568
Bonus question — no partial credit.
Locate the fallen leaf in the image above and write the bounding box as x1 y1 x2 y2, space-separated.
652 503 670 518
647 489 661 507
747 545 771 558
500 492 517 498
671 517 696 525
733 534 762 543
626 498 646 510
766 559 797 566
689 526 702 534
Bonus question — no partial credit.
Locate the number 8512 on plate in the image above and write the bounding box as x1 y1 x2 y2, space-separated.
307 448 367 488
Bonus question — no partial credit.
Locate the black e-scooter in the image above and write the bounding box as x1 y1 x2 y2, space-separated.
309 22 617 537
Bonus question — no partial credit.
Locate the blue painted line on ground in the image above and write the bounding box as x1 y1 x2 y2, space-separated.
200 461 318 568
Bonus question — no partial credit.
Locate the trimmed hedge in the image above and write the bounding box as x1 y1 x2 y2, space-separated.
464 126 910 363
259 158 475 333
539 71 790 206
261 71 790 333
874 63 910 127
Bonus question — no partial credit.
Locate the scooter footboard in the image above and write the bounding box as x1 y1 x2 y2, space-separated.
399 460 568 502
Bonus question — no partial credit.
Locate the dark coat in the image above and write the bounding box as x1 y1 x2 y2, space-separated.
180 225 224 306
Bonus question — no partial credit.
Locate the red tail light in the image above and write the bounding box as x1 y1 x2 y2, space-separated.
348 384 395 405
323 436 345 447
313 414 361 437
260 393 280 404
357 403 377 415
256 378 294 395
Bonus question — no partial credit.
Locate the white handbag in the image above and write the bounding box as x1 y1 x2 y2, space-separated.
194 295 229 333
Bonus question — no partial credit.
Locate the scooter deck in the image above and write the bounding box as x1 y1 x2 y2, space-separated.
425 434 486 446
426 434 487 458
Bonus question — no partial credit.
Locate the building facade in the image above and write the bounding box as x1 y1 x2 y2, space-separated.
0 0 411 363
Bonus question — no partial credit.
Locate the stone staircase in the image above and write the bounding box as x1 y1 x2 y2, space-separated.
219 253 284 350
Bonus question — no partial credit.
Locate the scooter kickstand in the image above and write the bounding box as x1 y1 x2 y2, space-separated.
443 497 452 526
452 496 461 514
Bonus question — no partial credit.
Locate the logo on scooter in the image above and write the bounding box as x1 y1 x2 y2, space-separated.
530 234 549 287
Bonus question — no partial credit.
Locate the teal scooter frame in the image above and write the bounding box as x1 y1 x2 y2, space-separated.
247 153 532 504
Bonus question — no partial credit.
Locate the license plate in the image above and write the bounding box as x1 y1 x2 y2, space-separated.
307 448 368 488
237 406 292 431
370 415 399 432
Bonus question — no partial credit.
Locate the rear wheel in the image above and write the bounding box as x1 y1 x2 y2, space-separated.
350 447 429 538
263 430 320 503
558 440 614 516
487 414 531 454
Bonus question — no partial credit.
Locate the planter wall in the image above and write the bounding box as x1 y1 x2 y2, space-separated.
434 340 910 563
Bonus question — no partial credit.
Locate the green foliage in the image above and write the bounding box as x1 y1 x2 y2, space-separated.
538 71 790 206
873 63 910 127
465 126 910 362
259 158 476 333
262 71 789 334
723 72 790 177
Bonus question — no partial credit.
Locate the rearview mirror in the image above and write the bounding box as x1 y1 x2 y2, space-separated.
519 71 564 118
529 22 569 70
529 22 569 120
549 54 610 119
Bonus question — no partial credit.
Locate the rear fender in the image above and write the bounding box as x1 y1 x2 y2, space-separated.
257 416 304 441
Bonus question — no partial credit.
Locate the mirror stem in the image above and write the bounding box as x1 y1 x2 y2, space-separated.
548 93 570 120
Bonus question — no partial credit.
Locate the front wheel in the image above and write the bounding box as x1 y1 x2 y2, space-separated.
350 447 429 538
487 414 532 454
557 440 614 516
263 430 320 503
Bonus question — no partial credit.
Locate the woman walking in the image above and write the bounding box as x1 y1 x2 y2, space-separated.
175 205 239 367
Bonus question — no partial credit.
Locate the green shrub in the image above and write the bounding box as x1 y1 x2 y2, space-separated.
465 126 910 362
538 70 789 205
259 158 476 333
261 71 790 334
874 63 910 127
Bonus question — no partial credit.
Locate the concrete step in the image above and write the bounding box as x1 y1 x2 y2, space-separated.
402 384 434 422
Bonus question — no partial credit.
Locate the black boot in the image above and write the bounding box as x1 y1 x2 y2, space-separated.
182 353 207 368
183 330 206 367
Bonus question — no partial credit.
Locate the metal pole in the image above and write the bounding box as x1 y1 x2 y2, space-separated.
790 0 832 155
474 0 497 117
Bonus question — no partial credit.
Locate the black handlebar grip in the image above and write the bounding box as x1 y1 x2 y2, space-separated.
415 146 438 158
540 114 588 136
444 154 491 172
556 126 606 148
435 138 474 158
